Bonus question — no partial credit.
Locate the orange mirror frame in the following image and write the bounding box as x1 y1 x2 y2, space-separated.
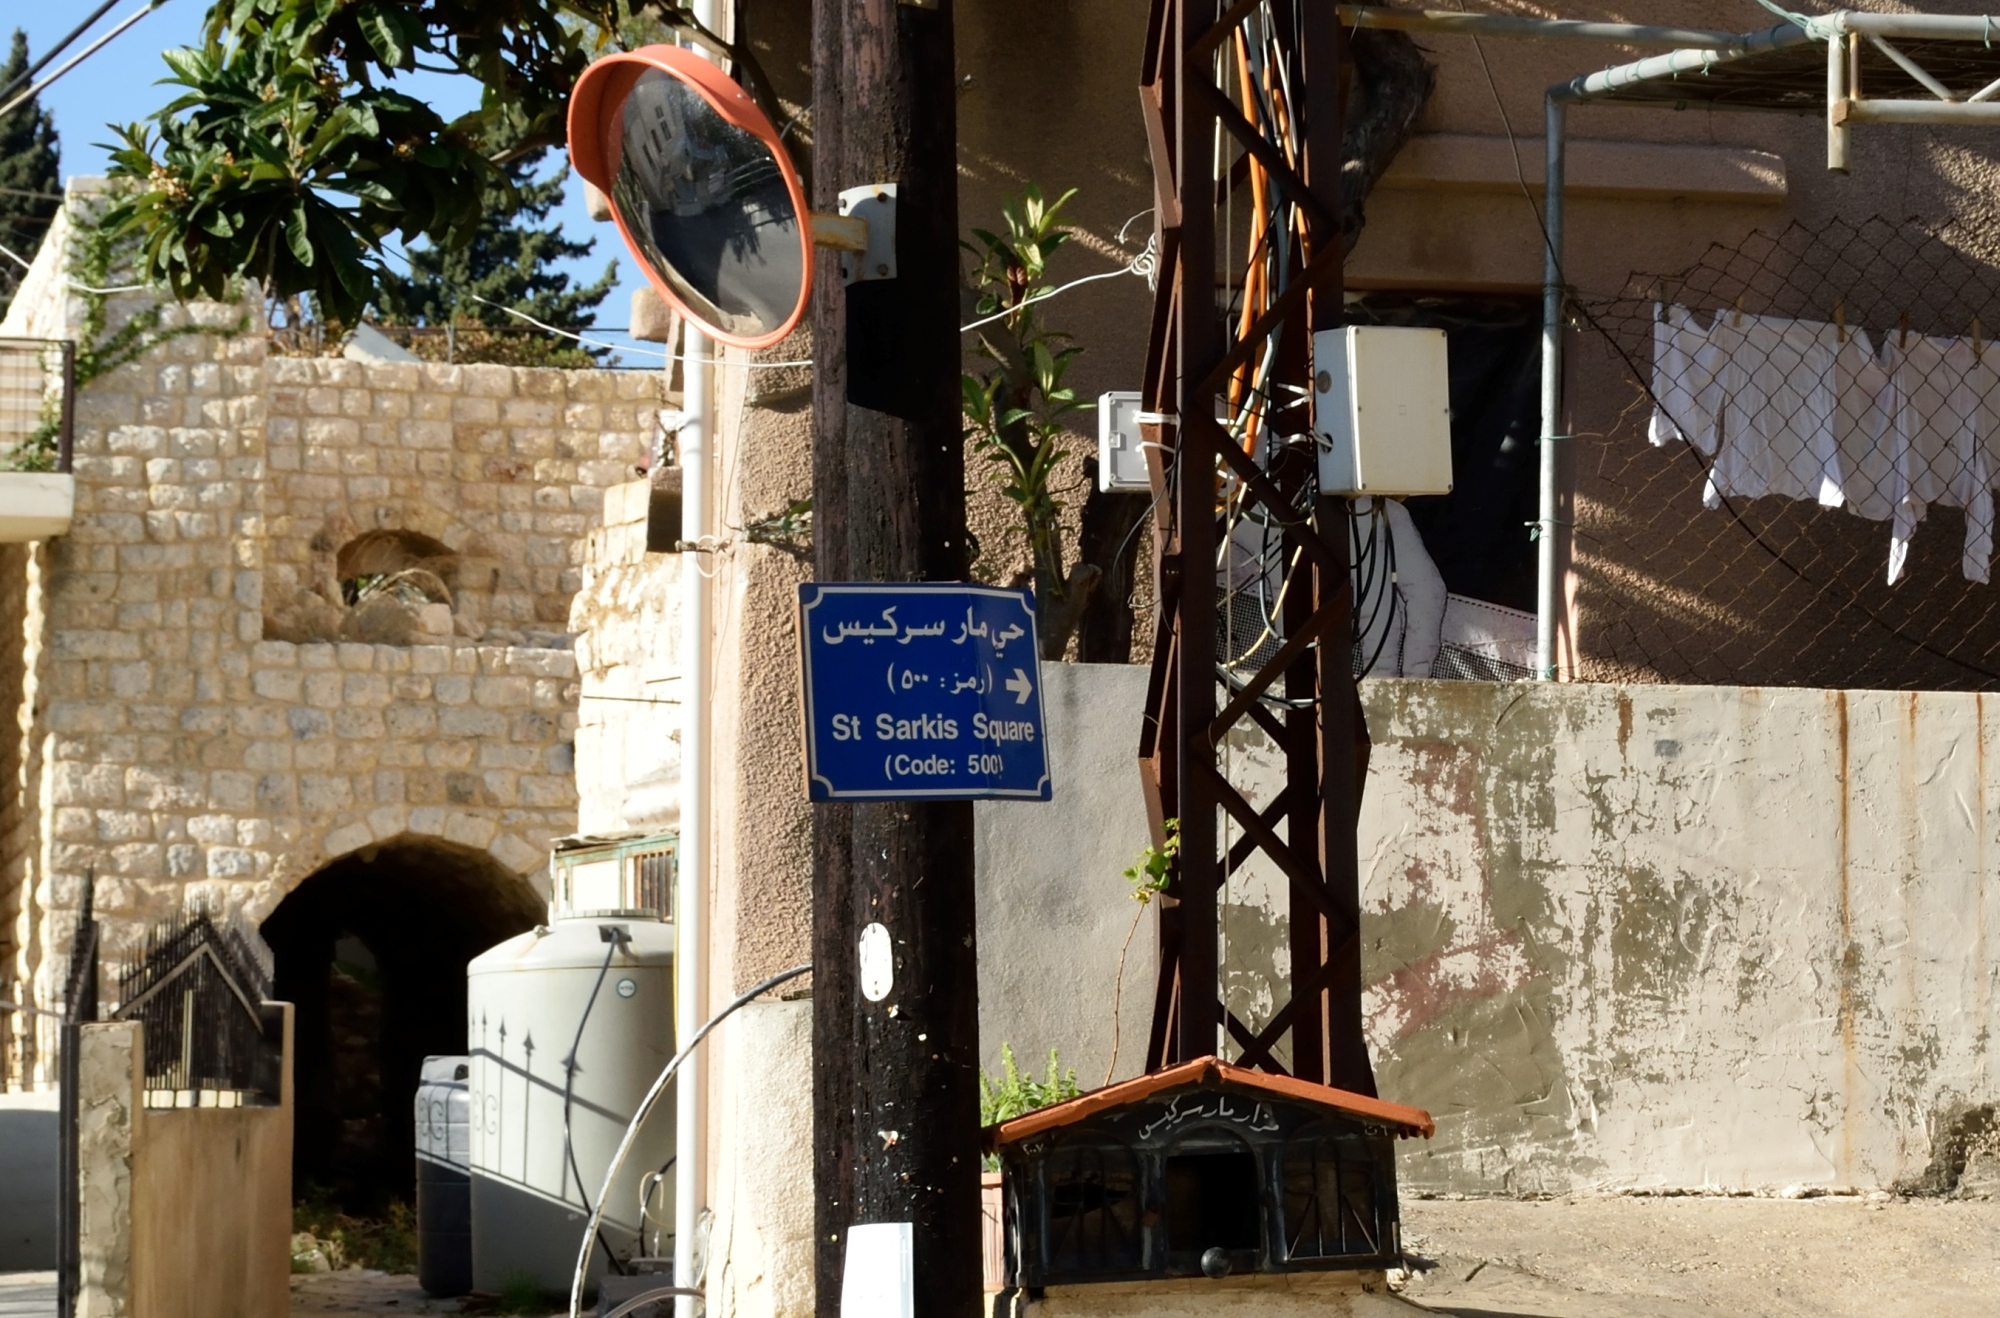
567 46 814 350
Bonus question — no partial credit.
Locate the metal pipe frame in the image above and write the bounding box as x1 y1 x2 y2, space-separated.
1837 98 2000 124
1530 10 2000 678
1336 5 1751 50
1536 96 1566 683
1551 24 1814 103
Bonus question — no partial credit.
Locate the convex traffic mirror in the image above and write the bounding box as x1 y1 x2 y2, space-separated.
569 46 812 349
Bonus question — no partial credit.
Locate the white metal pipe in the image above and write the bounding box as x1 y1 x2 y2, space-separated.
1833 12 2000 41
675 11 717 1318
1829 31 1851 171
673 323 709 1318
1865 33 1958 101
1336 5 1750 49
1536 95 1566 683
1552 25 1814 102
1836 97 2000 124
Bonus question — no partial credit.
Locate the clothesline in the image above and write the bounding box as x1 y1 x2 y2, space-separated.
1650 302 1998 586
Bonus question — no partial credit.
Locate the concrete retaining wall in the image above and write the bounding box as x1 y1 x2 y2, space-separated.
1002 668 2000 1195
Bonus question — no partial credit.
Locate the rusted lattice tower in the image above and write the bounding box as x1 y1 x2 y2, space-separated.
1136 0 1376 1097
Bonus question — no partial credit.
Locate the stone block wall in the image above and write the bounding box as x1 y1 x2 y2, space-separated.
569 478 681 834
262 358 661 641
0 190 663 1070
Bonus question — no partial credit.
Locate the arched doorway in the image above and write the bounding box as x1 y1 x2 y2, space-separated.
262 836 543 1212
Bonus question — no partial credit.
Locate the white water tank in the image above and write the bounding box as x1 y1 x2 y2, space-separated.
467 914 677 1293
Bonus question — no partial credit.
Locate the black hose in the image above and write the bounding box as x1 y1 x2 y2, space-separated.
563 930 629 1276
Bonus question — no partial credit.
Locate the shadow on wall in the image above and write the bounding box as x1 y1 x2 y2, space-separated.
261 836 543 1213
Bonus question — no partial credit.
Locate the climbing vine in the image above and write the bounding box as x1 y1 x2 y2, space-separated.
7 199 244 472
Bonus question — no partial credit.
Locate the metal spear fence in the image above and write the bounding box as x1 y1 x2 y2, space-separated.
1571 214 2000 691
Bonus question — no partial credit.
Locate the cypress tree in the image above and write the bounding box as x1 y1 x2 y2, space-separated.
0 29 61 319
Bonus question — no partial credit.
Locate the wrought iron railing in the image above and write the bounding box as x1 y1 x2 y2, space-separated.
110 910 282 1103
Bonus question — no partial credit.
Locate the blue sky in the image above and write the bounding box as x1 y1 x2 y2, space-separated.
12 2 655 365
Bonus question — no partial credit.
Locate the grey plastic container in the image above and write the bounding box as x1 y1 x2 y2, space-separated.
415 1055 472 1296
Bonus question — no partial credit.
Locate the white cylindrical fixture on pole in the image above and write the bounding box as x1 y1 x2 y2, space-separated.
674 321 710 1318
1535 96 1566 682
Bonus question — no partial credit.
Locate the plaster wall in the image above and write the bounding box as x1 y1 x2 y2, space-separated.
1001 665 2000 1196
975 661 1158 1089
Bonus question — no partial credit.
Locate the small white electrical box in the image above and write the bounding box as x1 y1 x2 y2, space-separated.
1312 325 1454 497
1097 390 1152 492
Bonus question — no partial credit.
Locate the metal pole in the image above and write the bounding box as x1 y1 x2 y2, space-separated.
58 340 76 474
1828 31 1850 172
673 321 708 1318
1536 95 1566 682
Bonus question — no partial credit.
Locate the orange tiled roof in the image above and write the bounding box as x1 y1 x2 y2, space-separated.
988 1055 1435 1147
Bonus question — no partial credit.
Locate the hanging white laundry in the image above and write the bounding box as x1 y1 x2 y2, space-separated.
1832 327 1896 522
1884 333 1992 585
1940 338 1992 583
1697 312 1756 510
1734 313 1844 507
1650 303 1715 452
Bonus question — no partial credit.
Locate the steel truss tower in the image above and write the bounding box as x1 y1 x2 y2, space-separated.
1135 0 1377 1097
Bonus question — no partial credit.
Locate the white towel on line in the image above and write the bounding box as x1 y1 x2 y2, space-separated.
1649 303 1996 585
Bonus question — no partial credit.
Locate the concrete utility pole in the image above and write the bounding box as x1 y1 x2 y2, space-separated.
811 1 982 1315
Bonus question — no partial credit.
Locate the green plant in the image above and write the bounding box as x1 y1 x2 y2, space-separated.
978 1042 1081 1129
1104 819 1179 1085
372 151 616 354
292 1187 418 1274
962 185 1103 660
6 200 245 472
102 1 781 325
496 1271 554 1314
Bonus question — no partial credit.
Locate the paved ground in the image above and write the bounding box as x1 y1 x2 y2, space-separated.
1396 1195 2000 1318
278 1199 2000 1318
0 1273 54 1318
291 1270 469 1317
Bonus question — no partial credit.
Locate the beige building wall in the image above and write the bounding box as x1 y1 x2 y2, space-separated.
0 193 667 1067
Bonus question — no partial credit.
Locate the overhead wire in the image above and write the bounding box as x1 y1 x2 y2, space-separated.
0 2 169 122
0 0 128 103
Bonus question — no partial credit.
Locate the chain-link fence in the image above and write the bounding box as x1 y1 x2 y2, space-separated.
1573 215 2000 691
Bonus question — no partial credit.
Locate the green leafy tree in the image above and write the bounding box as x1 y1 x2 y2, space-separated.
963 185 1102 661
101 1 773 324
0 30 61 317
372 152 616 347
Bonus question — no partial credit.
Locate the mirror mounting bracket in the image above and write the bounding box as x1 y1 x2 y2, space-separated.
836 184 899 286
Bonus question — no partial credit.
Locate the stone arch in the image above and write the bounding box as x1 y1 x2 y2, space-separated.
335 527 458 605
261 834 544 1208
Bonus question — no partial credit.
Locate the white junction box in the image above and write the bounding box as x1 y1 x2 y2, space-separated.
1312 325 1454 497
1097 390 1152 492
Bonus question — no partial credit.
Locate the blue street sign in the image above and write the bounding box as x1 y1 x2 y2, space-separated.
798 583 1052 801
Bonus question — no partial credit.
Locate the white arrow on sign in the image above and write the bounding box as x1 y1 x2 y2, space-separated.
1004 668 1033 706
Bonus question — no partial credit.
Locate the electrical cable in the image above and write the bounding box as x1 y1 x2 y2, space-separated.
0 2 168 122
562 930 632 1277
0 0 128 103
567 961 811 1318
0 238 146 294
